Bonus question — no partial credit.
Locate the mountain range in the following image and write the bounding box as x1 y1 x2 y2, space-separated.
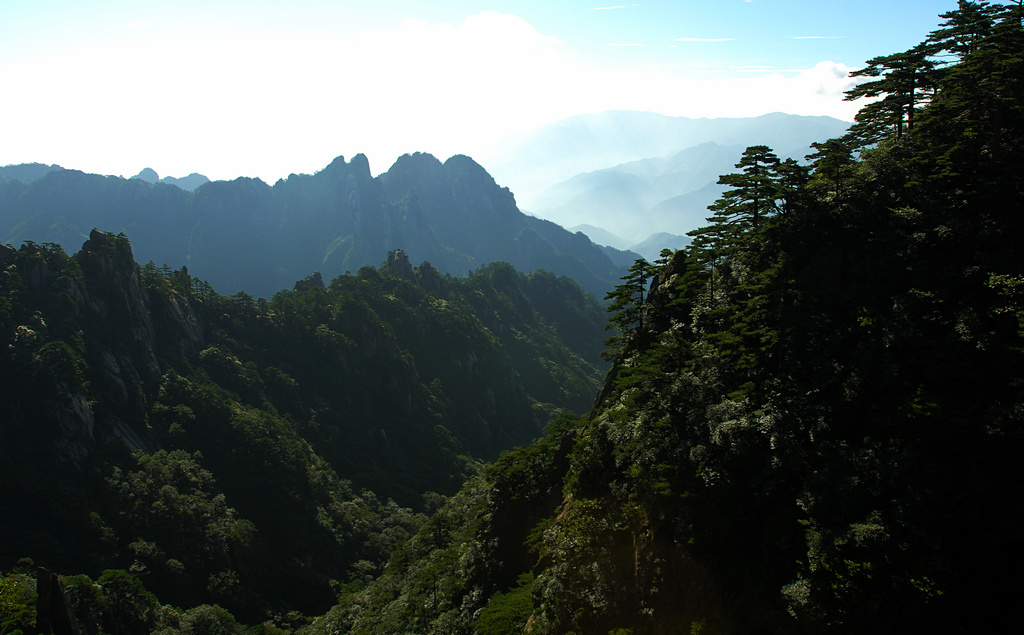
3 4 1023 632
129 167 210 191
485 111 850 243
2 112 851 283
0 153 631 300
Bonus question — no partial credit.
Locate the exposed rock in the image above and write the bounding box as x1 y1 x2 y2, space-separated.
45 387 96 466
36 568 80 635
162 290 205 358
415 261 445 293
69 229 162 452
386 249 414 279
0 151 627 299
294 270 326 291
74 229 158 355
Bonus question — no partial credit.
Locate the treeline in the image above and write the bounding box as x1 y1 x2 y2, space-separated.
4 1 1022 632
306 2 1024 633
0 235 606 630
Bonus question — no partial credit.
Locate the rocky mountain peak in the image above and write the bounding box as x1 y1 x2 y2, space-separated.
386 249 414 279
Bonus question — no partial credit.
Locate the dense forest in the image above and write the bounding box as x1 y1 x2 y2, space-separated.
0 234 605 631
309 2 1024 632
3 1 1024 633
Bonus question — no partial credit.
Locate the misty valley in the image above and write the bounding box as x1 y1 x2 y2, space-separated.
3 3 1024 634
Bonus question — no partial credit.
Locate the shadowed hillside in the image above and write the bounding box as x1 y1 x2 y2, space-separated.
0 153 628 299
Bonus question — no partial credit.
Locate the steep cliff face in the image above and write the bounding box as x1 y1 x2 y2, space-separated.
0 230 204 465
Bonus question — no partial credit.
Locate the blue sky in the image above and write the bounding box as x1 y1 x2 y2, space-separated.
0 0 958 182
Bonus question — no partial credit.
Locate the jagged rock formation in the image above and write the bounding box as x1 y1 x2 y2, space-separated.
35 568 80 635
0 154 630 299
127 167 210 191
0 230 204 465
293 270 325 290
385 249 414 279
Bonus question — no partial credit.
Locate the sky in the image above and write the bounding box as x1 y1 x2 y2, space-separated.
0 0 960 183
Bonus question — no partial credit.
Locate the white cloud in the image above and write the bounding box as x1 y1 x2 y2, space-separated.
541 59 862 123
0 11 581 180
0 12 863 182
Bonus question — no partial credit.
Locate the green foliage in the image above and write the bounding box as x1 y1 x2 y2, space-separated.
97 448 257 611
603 258 655 361
31 340 88 389
843 45 938 145
0 573 35 635
305 416 580 634
96 568 162 634
1 224 606 626
708 145 782 230
154 604 247 635
473 573 534 635
7 5 1024 634
341 4 1024 632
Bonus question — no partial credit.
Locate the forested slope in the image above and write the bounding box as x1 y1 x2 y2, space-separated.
307 3 1024 633
2 2 1022 633
0 233 605 630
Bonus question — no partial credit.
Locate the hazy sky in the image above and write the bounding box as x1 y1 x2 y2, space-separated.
0 0 957 182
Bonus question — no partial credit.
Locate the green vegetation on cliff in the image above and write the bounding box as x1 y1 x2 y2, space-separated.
3 2 1023 633
310 3 1024 633
0 233 606 629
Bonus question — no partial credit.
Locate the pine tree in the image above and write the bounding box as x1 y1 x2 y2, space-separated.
928 0 999 63
687 146 791 291
806 138 857 201
708 145 782 231
843 44 938 146
603 258 655 360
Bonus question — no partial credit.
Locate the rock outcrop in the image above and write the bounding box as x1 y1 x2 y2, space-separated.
0 230 207 466
294 270 326 291
385 249 414 279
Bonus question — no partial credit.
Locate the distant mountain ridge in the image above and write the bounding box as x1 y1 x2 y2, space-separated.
488 111 850 200
130 167 211 191
1 163 210 192
485 111 850 242
0 162 62 184
0 153 632 299
570 224 689 262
